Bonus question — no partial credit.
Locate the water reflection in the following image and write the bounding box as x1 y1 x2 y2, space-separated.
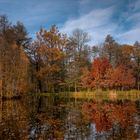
0 96 140 140
0 99 29 140
82 100 140 139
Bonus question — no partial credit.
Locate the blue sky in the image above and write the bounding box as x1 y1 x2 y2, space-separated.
0 0 140 45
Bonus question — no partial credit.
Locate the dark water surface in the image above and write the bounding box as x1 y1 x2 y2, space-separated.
0 95 140 140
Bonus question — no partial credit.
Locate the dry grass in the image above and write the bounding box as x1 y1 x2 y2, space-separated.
36 90 140 101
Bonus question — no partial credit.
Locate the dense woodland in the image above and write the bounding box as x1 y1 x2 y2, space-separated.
0 15 140 97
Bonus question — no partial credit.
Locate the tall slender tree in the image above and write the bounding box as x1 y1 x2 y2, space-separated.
65 29 90 91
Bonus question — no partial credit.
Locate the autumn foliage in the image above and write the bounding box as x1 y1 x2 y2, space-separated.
111 65 135 89
90 58 112 89
81 57 135 90
0 15 140 97
82 101 137 132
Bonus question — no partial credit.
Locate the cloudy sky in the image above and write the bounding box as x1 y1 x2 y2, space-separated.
0 0 140 45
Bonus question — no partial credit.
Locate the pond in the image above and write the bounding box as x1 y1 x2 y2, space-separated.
0 95 140 140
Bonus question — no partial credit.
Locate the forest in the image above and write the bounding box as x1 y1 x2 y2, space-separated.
0 15 140 98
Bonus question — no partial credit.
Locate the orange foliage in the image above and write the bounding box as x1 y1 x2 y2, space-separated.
32 25 67 92
81 57 136 89
82 101 137 132
111 65 135 89
90 57 112 89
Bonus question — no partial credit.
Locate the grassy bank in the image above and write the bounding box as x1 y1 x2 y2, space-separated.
34 90 140 101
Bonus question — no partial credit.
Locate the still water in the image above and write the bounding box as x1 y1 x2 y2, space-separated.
0 95 140 140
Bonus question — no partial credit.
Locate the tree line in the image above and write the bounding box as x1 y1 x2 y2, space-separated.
0 15 140 97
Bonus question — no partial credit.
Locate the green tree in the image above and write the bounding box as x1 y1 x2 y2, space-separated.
101 35 120 67
65 29 90 92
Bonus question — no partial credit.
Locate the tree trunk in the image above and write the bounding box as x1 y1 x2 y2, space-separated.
38 80 42 93
0 80 2 98
137 75 139 90
74 82 77 92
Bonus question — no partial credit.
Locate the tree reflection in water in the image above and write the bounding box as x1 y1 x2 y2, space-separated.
0 97 140 140
82 100 140 139
0 99 29 140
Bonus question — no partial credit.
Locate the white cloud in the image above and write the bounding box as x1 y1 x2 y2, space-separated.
126 12 140 22
60 6 118 45
60 2 140 45
2 0 140 44
117 28 140 44
116 1 140 44
125 11 140 32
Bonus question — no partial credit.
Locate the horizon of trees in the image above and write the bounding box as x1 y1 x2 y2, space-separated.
0 15 140 97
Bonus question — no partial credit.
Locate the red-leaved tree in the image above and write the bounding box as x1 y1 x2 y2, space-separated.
111 65 135 89
90 57 112 89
